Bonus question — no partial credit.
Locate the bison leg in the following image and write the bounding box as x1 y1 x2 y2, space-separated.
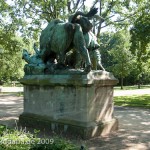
73 24 91 73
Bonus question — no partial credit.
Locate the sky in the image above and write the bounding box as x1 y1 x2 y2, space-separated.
85 0 94 7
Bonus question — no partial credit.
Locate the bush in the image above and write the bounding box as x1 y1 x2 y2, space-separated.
0 125 81 150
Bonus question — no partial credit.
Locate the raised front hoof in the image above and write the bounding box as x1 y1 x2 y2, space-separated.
84 65 91 73
97 65 105 71
100 67 105 71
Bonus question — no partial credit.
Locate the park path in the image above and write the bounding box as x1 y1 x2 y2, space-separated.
114 88 150 97
0 86 23 93
0 90 150 150
88 106 150 150
0 86 150 96
0 94 23 127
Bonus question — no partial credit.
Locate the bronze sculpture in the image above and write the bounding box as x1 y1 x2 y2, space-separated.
22 8 105 75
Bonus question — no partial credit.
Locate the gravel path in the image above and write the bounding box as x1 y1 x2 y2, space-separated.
0 86 150 96
88 106 150 150
114 89 150 97
0 92 150 150
0 94 23 127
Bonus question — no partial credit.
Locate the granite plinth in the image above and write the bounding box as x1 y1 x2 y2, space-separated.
19 70 118 139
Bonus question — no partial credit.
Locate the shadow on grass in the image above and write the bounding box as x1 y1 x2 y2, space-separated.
114 95 150 108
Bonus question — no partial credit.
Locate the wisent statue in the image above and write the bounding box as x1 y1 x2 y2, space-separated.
22 8 105 75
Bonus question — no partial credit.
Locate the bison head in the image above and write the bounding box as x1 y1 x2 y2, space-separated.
69 8 98 33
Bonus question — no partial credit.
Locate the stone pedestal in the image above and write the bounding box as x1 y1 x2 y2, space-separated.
19 70 118 139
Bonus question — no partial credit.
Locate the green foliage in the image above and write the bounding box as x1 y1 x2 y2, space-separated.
100 30 135 88
114 95 150 108
1 0 73 41
0 0 150 85
2 0 147 39
0 31 24 82
99 29 150 86
30 137 79 150
92 0 149 36
130 1 150 53
129 2 150 85
130 10 150 62
0 125 81 150
99 32 113 68
0 0 27 82
0 125 7 135
108 30 134 77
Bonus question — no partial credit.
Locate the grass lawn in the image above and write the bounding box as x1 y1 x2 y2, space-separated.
114 85 150 90
114 94 150 108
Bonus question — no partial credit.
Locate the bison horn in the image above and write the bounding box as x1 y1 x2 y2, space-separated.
70 8 98 23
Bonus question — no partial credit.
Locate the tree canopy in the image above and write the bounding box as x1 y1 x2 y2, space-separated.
0 0 150 86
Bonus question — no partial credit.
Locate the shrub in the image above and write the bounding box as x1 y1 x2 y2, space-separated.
0 125 81 150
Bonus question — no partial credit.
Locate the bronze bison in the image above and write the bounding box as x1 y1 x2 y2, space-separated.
39 8 99 72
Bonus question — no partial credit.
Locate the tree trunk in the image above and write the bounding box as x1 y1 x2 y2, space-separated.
96 0 102 37
121 77 124 89
138 81 141 89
